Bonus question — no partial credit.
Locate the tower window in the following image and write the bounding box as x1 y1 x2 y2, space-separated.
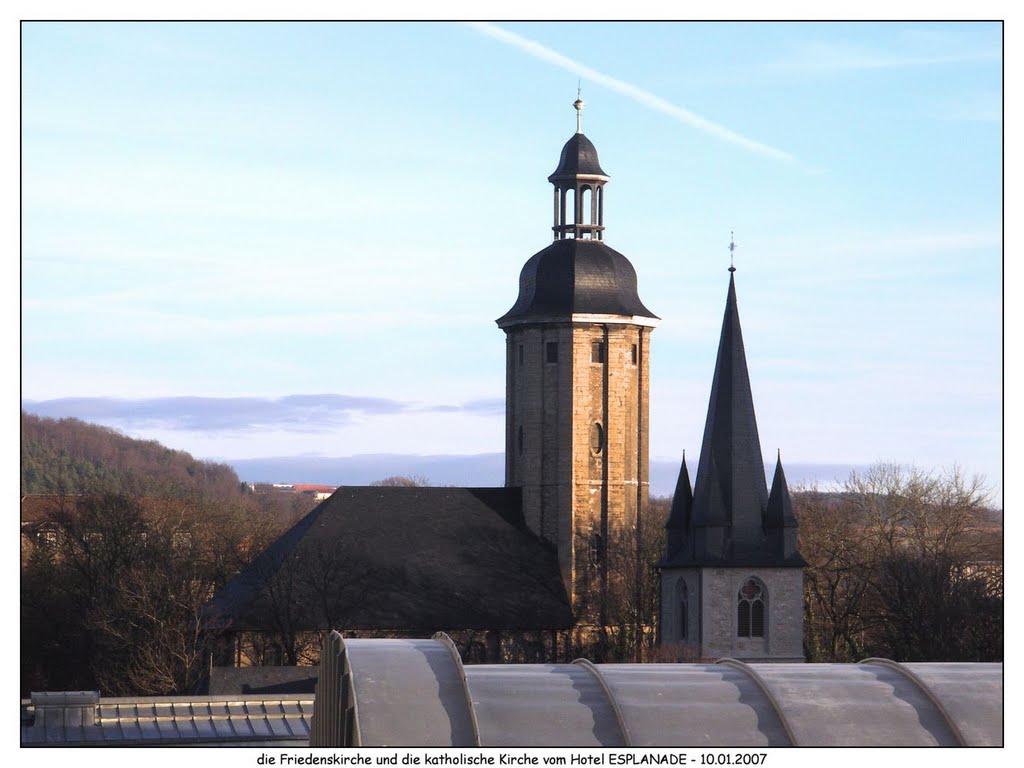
591 341 605 364
590 422 604 455
518 344 524 367
546 342 558 364
737 578 766 638
589 531 602 566
631 344 638 365
517 425 523 455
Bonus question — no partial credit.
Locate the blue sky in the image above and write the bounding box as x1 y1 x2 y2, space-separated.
20 21 1003 499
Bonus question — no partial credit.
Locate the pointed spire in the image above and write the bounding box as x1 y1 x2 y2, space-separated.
666 450 693 529
574 86 585 134
729 232 737 273
660 242 805 570
767 450 801 560
689 269 770 559
665 451 693 559
663 450 696 561
766 450 796 525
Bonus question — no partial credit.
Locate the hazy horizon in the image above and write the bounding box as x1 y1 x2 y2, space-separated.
22 400 999 504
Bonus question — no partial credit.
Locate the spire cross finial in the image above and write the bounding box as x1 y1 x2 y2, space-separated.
574 85 585 134
729 232 737 272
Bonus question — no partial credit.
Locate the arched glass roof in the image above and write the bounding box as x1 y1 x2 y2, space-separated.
311 633 1002 747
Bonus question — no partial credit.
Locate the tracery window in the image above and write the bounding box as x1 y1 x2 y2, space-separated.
737 578 765 638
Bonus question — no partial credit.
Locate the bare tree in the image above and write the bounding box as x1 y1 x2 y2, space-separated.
569 496 668 663
796 464 1002 662
20 492 299 696
370 475 431 487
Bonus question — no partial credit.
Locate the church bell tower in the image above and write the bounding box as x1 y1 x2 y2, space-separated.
497 99 659 610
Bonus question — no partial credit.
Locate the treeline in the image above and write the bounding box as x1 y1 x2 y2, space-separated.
21 435 1001 696
21 411 242 499
797 464 1002 663
21 493 306 697
20 414 319 697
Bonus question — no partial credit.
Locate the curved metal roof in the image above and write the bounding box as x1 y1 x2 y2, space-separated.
496 239 658 327
312 633 1002 747
548 133 608 182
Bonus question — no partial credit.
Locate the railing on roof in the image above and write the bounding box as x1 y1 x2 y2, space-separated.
21 691 313 746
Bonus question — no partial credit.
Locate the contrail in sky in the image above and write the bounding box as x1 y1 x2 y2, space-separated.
465 22 796 163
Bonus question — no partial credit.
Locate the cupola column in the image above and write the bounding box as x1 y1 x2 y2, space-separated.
548 97 610 242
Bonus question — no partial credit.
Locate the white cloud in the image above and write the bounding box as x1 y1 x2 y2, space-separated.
465 22 795 163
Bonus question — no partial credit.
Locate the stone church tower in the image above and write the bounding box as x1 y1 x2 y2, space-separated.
659 263 805 661
497 100 658 611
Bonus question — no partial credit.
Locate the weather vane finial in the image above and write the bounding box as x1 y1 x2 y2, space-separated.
729 232 737 272
574 83 585 134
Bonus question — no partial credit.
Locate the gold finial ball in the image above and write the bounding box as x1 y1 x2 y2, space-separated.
574 97 585 112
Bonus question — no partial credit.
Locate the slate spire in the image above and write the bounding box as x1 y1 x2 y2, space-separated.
665 450 693 559
689 268 770 561
766 450 800 560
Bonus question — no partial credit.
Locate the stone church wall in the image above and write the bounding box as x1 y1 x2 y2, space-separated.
661 566 804 661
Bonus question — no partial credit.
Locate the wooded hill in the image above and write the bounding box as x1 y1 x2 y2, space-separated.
21 411 243 500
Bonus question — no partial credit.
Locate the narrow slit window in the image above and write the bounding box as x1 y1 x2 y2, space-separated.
589 531 602 566
678 580 688 640
518 344 524 367
631 344 638 365
546 342 558 364
591 341 605 364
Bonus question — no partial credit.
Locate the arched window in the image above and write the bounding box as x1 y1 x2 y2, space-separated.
737 578 766 638
590 422 604 455
677 578 688 640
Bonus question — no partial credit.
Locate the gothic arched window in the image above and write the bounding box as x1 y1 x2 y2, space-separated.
737 578 766 638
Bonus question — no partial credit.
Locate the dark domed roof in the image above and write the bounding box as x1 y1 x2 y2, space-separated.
547 133 608 183
496 239 658 327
